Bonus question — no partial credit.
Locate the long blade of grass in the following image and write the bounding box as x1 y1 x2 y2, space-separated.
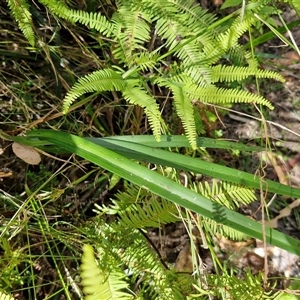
23 130 300 256
85 136 300 199
4 130 299 198
99 135 263 151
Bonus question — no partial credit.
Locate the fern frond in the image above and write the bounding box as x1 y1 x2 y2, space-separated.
195 180 256 208
142 0 178 22
192 180 256 240
99 186 180 228
171 85 197 149
201 13 256 65
187 85 274 109
131 52 160 71
7 0 35 46
155 18 184 50
217 14 256 51
211 65 285 83
113 229 184 300
208 218 247 240
112 7 151 65
0 292 14 300
38 1 114 36
157 78 197 148
185 66 212 86
81 244 133 300
290 0 300 11
194 269 270 298
62 69 126 113
83 222 185 300
172 0 216 29
175 41 204 67
122 83 162 141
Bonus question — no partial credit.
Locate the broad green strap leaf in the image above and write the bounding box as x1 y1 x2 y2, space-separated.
0 130 261 151
5 130 300 198
86 137 300 199
100 135 263 151
23 130 300 256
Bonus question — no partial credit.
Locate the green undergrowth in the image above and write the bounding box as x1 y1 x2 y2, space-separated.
1 0 300 299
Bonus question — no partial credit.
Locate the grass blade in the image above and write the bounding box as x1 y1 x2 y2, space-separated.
23 130 300 256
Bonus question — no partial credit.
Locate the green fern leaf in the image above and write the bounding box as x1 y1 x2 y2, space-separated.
83 222 184 300
171 85 197 149
187 85 274 109
172 0 216 29
290 0 300 11
112 8 151 65
100 186 181 228
62 69 126 113
130 52 160 72
7 0 35 46
122 83 162 142
156 78 197 148
195 180 256 208
196 270 271 298
81 244 133 300
0 291 14 300
193 180 256 240
211 65 285 83
38 1 114 36
218 14 256 51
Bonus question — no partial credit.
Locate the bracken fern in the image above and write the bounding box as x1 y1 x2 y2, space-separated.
8 0 287 148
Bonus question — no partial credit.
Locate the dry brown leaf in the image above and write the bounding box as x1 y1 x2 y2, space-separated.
265 199 300 228
12 142 41 165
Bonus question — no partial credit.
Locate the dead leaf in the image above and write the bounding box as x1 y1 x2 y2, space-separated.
12 142 41 165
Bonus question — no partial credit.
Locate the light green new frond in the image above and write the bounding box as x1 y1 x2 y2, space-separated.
0 291 14 300
194 180 256 209
172 0 216 29
211 65 285 83
163 81 197 149
112 196 180 229
98 186 180 228
192 180 256 240
155 18 184 50
187 85 274 109
175 41 203 67
38 1 114 36
131 52 160 71
217 14 256 51
7 0 35 46
185 66 212 86
113 7 151 65
167 65 212 87
142 0 178 22
290 0 300 11
122 84 162 141
81 244 133 300
62 69 126 113
201 13 255 64
202 40 225 65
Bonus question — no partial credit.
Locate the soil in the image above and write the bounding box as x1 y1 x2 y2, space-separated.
1 1 300 299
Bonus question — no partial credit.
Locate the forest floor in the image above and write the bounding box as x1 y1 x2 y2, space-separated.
1 1 300 299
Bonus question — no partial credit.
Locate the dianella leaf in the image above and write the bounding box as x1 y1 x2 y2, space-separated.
21 129 300 256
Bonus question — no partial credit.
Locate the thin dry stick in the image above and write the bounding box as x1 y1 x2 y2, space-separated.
253 102 270 289
206 103 300 139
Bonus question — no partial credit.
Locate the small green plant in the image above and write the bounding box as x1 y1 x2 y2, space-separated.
8 0 285 149
4 0 300 299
